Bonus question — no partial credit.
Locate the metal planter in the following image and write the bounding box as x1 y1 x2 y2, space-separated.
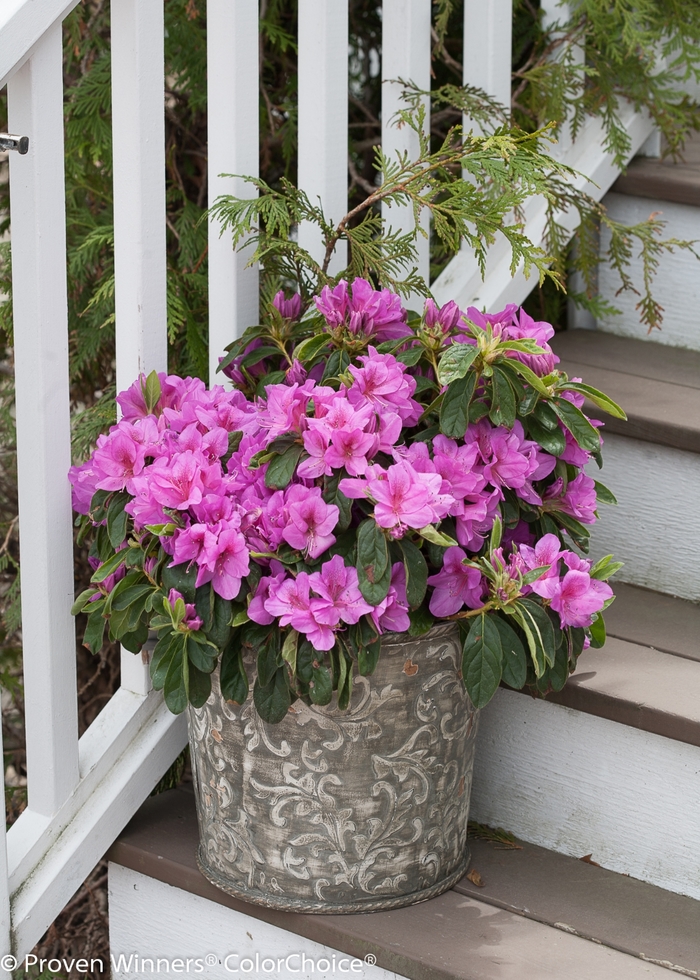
188 622 479 913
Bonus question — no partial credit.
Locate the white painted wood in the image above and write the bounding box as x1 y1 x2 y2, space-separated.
597 193 700 350
298 1 349 275
111 0 168 397
7 692 186 960
540 1 581 159
0 0 81 89
109 865 408 980
471 689 700 900
111 0 168 694
433 107 655 311
462 0 512 114
7 24 79 819
381 0 431 298
584 433 700 602
0 721 11 980
207 0 259 382
109 865 676 980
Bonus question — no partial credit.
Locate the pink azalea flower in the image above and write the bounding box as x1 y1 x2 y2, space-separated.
428 547 484 617
347 348 421 425
324 428 377 475
273 290 302 321
195 524 250 601
281 488 339 558
166 589 203 631
549 569 612 629
264 573 335 650
308 555 373 627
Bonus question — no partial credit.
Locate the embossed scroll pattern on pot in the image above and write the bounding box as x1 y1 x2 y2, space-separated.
188 623 480 913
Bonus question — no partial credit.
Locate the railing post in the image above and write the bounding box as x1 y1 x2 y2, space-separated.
298 0 349 275
381 0 432 298
111 0 168 694
463 0 512 121
7 23 80 816
207 0 259 380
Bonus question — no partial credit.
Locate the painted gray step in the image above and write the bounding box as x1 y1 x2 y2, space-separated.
552 330 700 453
458 837 700 977
611 133 700 207
605 582 700 663
109 789 688 980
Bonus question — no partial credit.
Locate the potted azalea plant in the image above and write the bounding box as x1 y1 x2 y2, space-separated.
69 280 623 912
70 103 625 912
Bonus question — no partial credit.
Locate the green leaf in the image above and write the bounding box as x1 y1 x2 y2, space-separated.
144 370 162 414
309 663 333 705
489 366 516 427
90 548 128 584
337 653 353 710
590 554 624 581
357 636 381 675
186 634 218 673
532 401 560 431
551 398 601 453
440 372 477 439
264 443 304 489
437 343 479 386
396 346 424 366
220 640 249 703
357 519 391 604
151 633 179 689
399 538 428 609
559 382 627 420
110 583 154 611
120 619 149 653
527 416 566 456
107 493 130 549
293 333 331 363
493 616 527 689
521 565 551 585
589 612 606 649
514 598 556 676
195 586 232 649
253 668 292 723
82 609 106 654
554 511 591 552
162 561 197 603
594 480 617 505
323 472 353 531
408 605 434 637
418 525 458 547
72 587 100 616
461 613 503 709
257 630 282 687
187 664 213 708
163 644 188 714
489 515 503 551
281 628 298 676
501 357 550 395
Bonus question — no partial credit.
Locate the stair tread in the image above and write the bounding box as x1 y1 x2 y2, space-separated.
605 582 700 662
109 789 696 980
552 331 700 453
458 837 700 976
611 132 700 206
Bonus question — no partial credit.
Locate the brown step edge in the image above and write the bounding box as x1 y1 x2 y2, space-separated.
551 331 700 453
108 788 692 980
611 134 700 207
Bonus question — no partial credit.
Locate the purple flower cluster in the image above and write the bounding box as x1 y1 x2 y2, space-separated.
71 281 613 664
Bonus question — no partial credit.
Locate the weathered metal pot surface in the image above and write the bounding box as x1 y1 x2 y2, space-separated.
188 622 479 913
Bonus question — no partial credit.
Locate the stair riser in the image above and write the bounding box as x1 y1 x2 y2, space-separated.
598 193 700 351
585 433 700 601
471 690 700 900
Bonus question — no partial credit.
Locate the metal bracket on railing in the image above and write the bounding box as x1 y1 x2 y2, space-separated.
0 134 29 154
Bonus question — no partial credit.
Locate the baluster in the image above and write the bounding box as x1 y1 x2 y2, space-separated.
111 0 168 694
298 0 349 276
0 716 9 979
463 0 512 124
381 0 432 297
207 0 259 380
8 23 79 816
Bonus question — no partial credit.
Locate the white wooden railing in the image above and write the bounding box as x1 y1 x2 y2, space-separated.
0 0 654 964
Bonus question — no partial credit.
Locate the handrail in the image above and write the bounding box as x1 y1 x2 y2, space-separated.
0 0 81 90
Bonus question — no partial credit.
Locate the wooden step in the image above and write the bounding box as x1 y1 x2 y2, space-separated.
552 330 700 454
551 330 700 600
471 586 700 899
596 133 700 350
108 788 698 980
611 134 700 208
